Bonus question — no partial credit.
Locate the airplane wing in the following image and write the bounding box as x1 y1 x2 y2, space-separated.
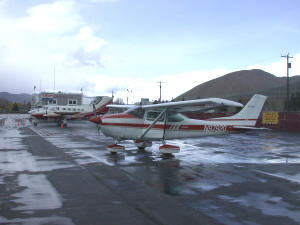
106 104 136 109
141 98 243 110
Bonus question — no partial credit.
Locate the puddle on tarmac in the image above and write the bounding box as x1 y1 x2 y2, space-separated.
12 174 62 211
219 193 300 223
0 215 74 225
0 150 74 173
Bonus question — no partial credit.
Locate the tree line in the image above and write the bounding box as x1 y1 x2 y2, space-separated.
285 92 300 111
0 99 31 113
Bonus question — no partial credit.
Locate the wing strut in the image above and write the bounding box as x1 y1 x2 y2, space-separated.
162 110 168 141
139 109 167 140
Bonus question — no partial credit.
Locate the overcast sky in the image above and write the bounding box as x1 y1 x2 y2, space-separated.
0 0 300 103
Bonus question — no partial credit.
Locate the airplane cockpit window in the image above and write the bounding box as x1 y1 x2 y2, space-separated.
167 113 184 122
146 111 164 121
128 108 145 119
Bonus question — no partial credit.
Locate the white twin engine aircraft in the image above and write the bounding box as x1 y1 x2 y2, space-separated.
30 96 112 127
90 94 267 155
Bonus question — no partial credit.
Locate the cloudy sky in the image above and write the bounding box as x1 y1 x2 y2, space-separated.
1 0 300 103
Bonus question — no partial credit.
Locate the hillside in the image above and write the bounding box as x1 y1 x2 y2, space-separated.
176 69 300 101
0 92 32 103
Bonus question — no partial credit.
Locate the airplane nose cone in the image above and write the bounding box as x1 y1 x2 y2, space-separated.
89 116 102 124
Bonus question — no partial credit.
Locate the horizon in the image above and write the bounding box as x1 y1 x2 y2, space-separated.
2 68 300 98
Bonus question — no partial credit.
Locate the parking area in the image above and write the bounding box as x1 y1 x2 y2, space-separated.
1 114 300 225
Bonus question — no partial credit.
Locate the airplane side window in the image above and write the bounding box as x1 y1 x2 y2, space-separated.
146 111 164 121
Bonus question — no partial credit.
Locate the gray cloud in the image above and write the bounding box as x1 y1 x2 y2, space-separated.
67 48 104 68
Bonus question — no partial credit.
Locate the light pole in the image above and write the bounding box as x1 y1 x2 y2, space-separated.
281 53 293 110
157 81 165 103
126 89 132 104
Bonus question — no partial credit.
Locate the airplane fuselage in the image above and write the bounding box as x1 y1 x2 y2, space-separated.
100 112 256 141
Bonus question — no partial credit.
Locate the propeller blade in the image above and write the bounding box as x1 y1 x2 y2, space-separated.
93 104 97 117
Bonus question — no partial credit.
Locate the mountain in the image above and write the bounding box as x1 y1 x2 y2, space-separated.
176 69 300 101
0 92 32 103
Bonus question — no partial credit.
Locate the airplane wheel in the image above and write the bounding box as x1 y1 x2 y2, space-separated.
110 152 117 155
34 122 37 126
138 147 145 150
161 153 174 158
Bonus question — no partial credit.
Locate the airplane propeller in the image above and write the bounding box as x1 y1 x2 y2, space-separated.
89 116 102 134
92 103 101 134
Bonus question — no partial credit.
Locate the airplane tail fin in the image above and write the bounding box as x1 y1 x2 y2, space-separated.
94 96 113 114
221 94 267 127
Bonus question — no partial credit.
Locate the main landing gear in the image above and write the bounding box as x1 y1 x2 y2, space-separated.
134 140 152 150
159 141 180 157
106 143 125 154
106 140 180 157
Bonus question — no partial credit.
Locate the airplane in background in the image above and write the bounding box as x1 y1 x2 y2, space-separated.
89 94 267 156
30 96 113 127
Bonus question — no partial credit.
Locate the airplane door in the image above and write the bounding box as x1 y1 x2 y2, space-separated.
142 110 165 140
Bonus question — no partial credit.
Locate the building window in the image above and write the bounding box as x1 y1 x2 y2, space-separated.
48 99 57 105
68 99 77 105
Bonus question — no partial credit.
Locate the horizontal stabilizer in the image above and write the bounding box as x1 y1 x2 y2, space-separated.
233 125 270 130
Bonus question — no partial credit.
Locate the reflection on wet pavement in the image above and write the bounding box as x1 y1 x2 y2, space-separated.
13 174 62 211
0 215 74 225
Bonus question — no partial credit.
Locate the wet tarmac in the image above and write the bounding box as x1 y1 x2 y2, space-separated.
1 114 300 225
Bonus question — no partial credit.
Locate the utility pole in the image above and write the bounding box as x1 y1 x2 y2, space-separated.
281 53 293 110
157 81 165 103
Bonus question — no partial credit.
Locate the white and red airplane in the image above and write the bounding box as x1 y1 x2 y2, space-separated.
90 94 267 155
30 96 112 127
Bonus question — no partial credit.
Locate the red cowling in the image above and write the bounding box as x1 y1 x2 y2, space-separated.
89 116 102 124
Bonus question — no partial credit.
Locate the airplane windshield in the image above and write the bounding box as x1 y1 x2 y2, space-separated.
128 107 145 119
167 113 184 122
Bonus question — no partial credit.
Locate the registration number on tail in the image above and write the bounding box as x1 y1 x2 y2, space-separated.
204 125 227 132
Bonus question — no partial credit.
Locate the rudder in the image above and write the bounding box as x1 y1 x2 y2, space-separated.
221 94 267 126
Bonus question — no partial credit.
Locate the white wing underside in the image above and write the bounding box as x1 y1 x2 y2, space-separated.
107 98 243 112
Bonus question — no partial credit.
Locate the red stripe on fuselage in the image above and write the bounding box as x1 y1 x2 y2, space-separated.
102 113 137 119
102 122 253 131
